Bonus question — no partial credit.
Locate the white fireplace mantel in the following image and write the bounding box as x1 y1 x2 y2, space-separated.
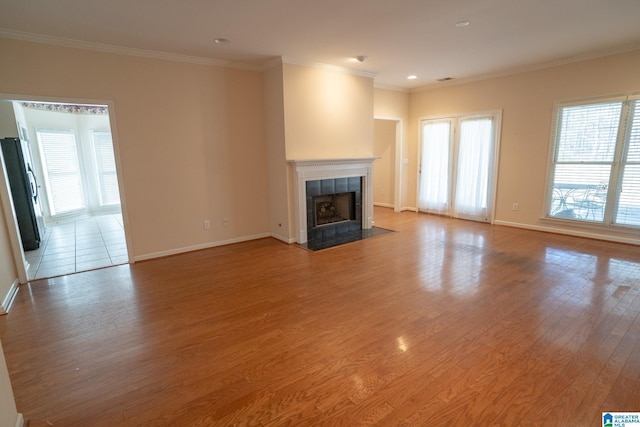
289 157 377 244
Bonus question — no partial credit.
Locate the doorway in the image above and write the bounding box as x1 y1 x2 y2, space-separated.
373 117 403 212
418 111 501 222
0 97 131 281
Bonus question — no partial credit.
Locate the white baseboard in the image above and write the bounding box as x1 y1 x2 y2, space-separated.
271 232 296 244
493 220 640 246
134 232 273 262
0 279 20 315
374 202 394 208
401 206 418 212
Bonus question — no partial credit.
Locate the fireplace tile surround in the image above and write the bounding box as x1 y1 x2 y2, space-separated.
290 158 376 245
306 177 362 242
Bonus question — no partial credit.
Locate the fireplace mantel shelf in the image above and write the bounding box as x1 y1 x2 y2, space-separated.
290 157 377 244
288 157 379 167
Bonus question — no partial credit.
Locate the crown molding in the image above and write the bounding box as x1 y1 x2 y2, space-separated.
280 56 377 79
260 56 284 70
374 83 410 93
410 42 640 93
0 28 262 71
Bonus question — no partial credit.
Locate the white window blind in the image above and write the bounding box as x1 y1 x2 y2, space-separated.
616 100 640 226
37 130 86 215
547 96 640 227
91 131 120 206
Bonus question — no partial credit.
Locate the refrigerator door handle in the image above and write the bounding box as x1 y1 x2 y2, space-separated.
27 164 39 203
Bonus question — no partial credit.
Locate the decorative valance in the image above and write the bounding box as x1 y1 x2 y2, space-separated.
21 102 108 115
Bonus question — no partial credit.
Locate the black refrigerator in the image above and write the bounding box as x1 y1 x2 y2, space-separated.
1 137 44 250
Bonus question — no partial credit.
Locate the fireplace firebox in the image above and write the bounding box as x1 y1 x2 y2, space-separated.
313 192 355 227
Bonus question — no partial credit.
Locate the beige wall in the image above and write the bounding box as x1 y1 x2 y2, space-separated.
409 49 640 242
373 88 412 210
373 119 396 206
0 340 20 427
263 63 291 241
283 63 374 160
0 192 18 312
0 101 19 312
0 101 19 137
0 37 270 261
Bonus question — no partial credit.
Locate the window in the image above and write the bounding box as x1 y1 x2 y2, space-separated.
546 95 640 227
91 131 120 206
36 129 85 215
418 112 500 222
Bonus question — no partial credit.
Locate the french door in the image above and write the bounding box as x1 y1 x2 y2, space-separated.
418 112 500 222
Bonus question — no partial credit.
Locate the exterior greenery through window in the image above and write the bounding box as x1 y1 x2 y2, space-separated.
547 95 640 227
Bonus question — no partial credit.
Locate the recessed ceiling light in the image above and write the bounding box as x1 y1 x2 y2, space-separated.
213 38 230 45
407 75 417 80
455 21 470 27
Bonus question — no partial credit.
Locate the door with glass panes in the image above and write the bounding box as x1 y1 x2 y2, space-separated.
418 113 500 223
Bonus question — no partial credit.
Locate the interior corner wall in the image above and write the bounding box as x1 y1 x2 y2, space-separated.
263 63 292 241
373 119 396 207
409 49 640 243
282 63 374 160
0 37 270 259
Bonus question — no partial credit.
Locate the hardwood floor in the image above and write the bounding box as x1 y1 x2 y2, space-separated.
2 207 640 426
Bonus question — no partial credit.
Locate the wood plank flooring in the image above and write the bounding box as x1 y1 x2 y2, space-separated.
1 207 640 426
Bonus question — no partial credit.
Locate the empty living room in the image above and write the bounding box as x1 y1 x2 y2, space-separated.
1 1 640 425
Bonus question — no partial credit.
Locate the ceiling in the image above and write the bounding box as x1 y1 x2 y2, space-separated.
1 0 640 89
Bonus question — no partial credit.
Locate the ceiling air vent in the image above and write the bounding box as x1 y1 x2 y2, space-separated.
437 77 454 82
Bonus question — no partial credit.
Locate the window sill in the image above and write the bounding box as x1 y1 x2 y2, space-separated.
540 216 640 235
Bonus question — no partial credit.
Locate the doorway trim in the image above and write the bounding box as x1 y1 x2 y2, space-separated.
374 116 403 212
0 93 134 284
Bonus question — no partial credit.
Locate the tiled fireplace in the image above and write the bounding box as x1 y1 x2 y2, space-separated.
290 158 376 244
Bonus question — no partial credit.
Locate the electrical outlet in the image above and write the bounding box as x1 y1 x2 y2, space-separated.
203 220 210 229
512 203 519 211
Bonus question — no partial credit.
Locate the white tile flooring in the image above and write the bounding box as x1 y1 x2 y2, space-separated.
24 214 128 280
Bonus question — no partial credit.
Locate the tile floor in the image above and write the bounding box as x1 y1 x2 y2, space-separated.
24 214 128 280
